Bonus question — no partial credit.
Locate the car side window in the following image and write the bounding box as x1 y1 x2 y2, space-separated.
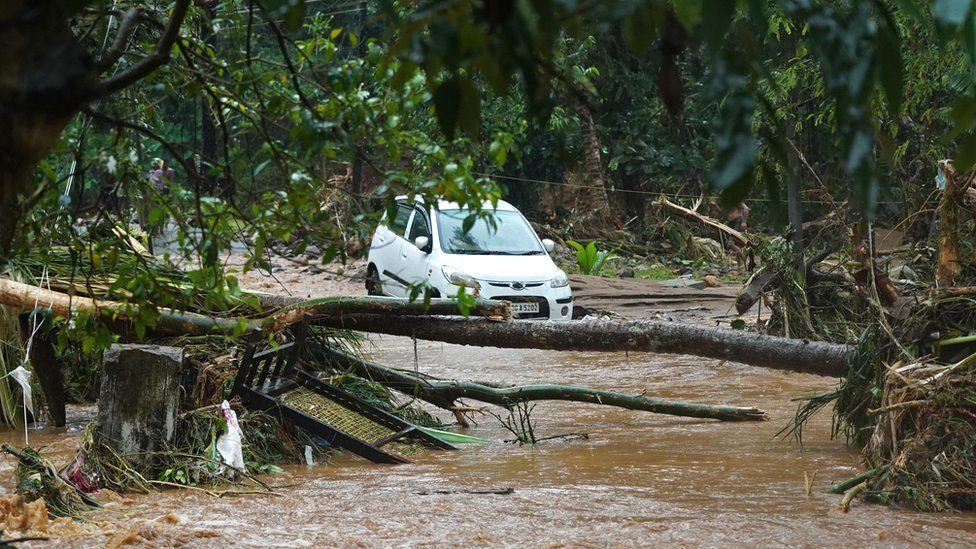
407 209 431 241
390 204 412 237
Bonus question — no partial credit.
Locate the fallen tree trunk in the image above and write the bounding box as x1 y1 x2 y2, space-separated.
269 295 511 328
0 278 510 336
316 347 768 421
652 196 750 246
0 279 851 376
316 315 855 377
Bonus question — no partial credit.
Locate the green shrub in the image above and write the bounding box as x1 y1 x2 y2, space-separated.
567 240 611 275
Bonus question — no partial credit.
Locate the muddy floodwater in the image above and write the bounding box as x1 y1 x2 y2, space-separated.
3 335 976 547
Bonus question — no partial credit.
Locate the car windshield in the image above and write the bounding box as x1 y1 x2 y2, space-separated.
436 209 544 255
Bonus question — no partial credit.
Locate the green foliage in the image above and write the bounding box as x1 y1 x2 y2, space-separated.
0 307 27 428
382 0 976 221
452 285 478 317
10 0 976 359
567 240 611 275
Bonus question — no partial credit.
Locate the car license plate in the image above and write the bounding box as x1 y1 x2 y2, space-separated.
512 302 540 314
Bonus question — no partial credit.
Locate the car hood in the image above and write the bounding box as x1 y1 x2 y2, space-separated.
440 254 559 282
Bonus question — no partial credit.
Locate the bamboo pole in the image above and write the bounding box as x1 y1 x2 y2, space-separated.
318 347 768 421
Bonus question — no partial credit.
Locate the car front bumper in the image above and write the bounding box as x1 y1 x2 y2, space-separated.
476 283 573 321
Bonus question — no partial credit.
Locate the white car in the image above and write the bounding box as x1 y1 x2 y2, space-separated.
366 196 573 320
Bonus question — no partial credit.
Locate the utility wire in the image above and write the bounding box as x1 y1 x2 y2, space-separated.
474 172 908 205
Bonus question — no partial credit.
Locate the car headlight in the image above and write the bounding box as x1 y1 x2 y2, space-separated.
441 266 481 289
550 269 569 288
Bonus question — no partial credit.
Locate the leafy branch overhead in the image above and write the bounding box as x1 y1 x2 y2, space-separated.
385 0 976 216
0 0 973 354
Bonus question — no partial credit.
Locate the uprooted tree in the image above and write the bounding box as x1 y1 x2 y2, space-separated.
0 276 785 423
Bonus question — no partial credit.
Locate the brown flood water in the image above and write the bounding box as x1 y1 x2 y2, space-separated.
2 335 975 547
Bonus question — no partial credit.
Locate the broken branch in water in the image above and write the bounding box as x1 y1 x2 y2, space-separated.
840 483 866 513
827 465 887 495
416 488 514 495
315 347 769 422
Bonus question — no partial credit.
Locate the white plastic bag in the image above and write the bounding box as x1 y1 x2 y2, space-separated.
8 366 32 414
216 400 246 476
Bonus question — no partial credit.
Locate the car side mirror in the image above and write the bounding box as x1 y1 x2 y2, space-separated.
541 238 555 253
414 236 430 251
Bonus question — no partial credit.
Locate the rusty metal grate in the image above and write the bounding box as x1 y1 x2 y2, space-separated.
282 387 394 444
280 387 427 457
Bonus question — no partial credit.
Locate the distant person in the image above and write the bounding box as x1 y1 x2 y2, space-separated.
149 158 172 195
146 158 175 238
709 197 750 269
709 197 750 231
727 201 750 232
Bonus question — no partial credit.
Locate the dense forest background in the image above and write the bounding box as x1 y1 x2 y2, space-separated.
30 0 971 250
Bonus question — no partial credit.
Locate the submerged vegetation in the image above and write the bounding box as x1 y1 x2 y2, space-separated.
765 210 976 510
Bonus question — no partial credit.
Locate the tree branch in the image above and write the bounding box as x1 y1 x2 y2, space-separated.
93 0 191 97
260 11 321 117
93 8 145 73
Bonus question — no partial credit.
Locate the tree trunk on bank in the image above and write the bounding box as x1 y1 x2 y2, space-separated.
315 315 855 377
1 2 191 260
576 99 612 217
936 162 962 288
96 345 182 466
316 347 768 421
18 314 66 427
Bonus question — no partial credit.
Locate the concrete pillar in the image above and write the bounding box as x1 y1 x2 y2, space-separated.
96 344 183 464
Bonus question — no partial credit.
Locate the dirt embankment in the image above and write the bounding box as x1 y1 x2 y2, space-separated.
224 253 366 299
569 275 740 322
225 251 742 324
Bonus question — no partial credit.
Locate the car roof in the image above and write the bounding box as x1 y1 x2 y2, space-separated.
395 195 518 212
